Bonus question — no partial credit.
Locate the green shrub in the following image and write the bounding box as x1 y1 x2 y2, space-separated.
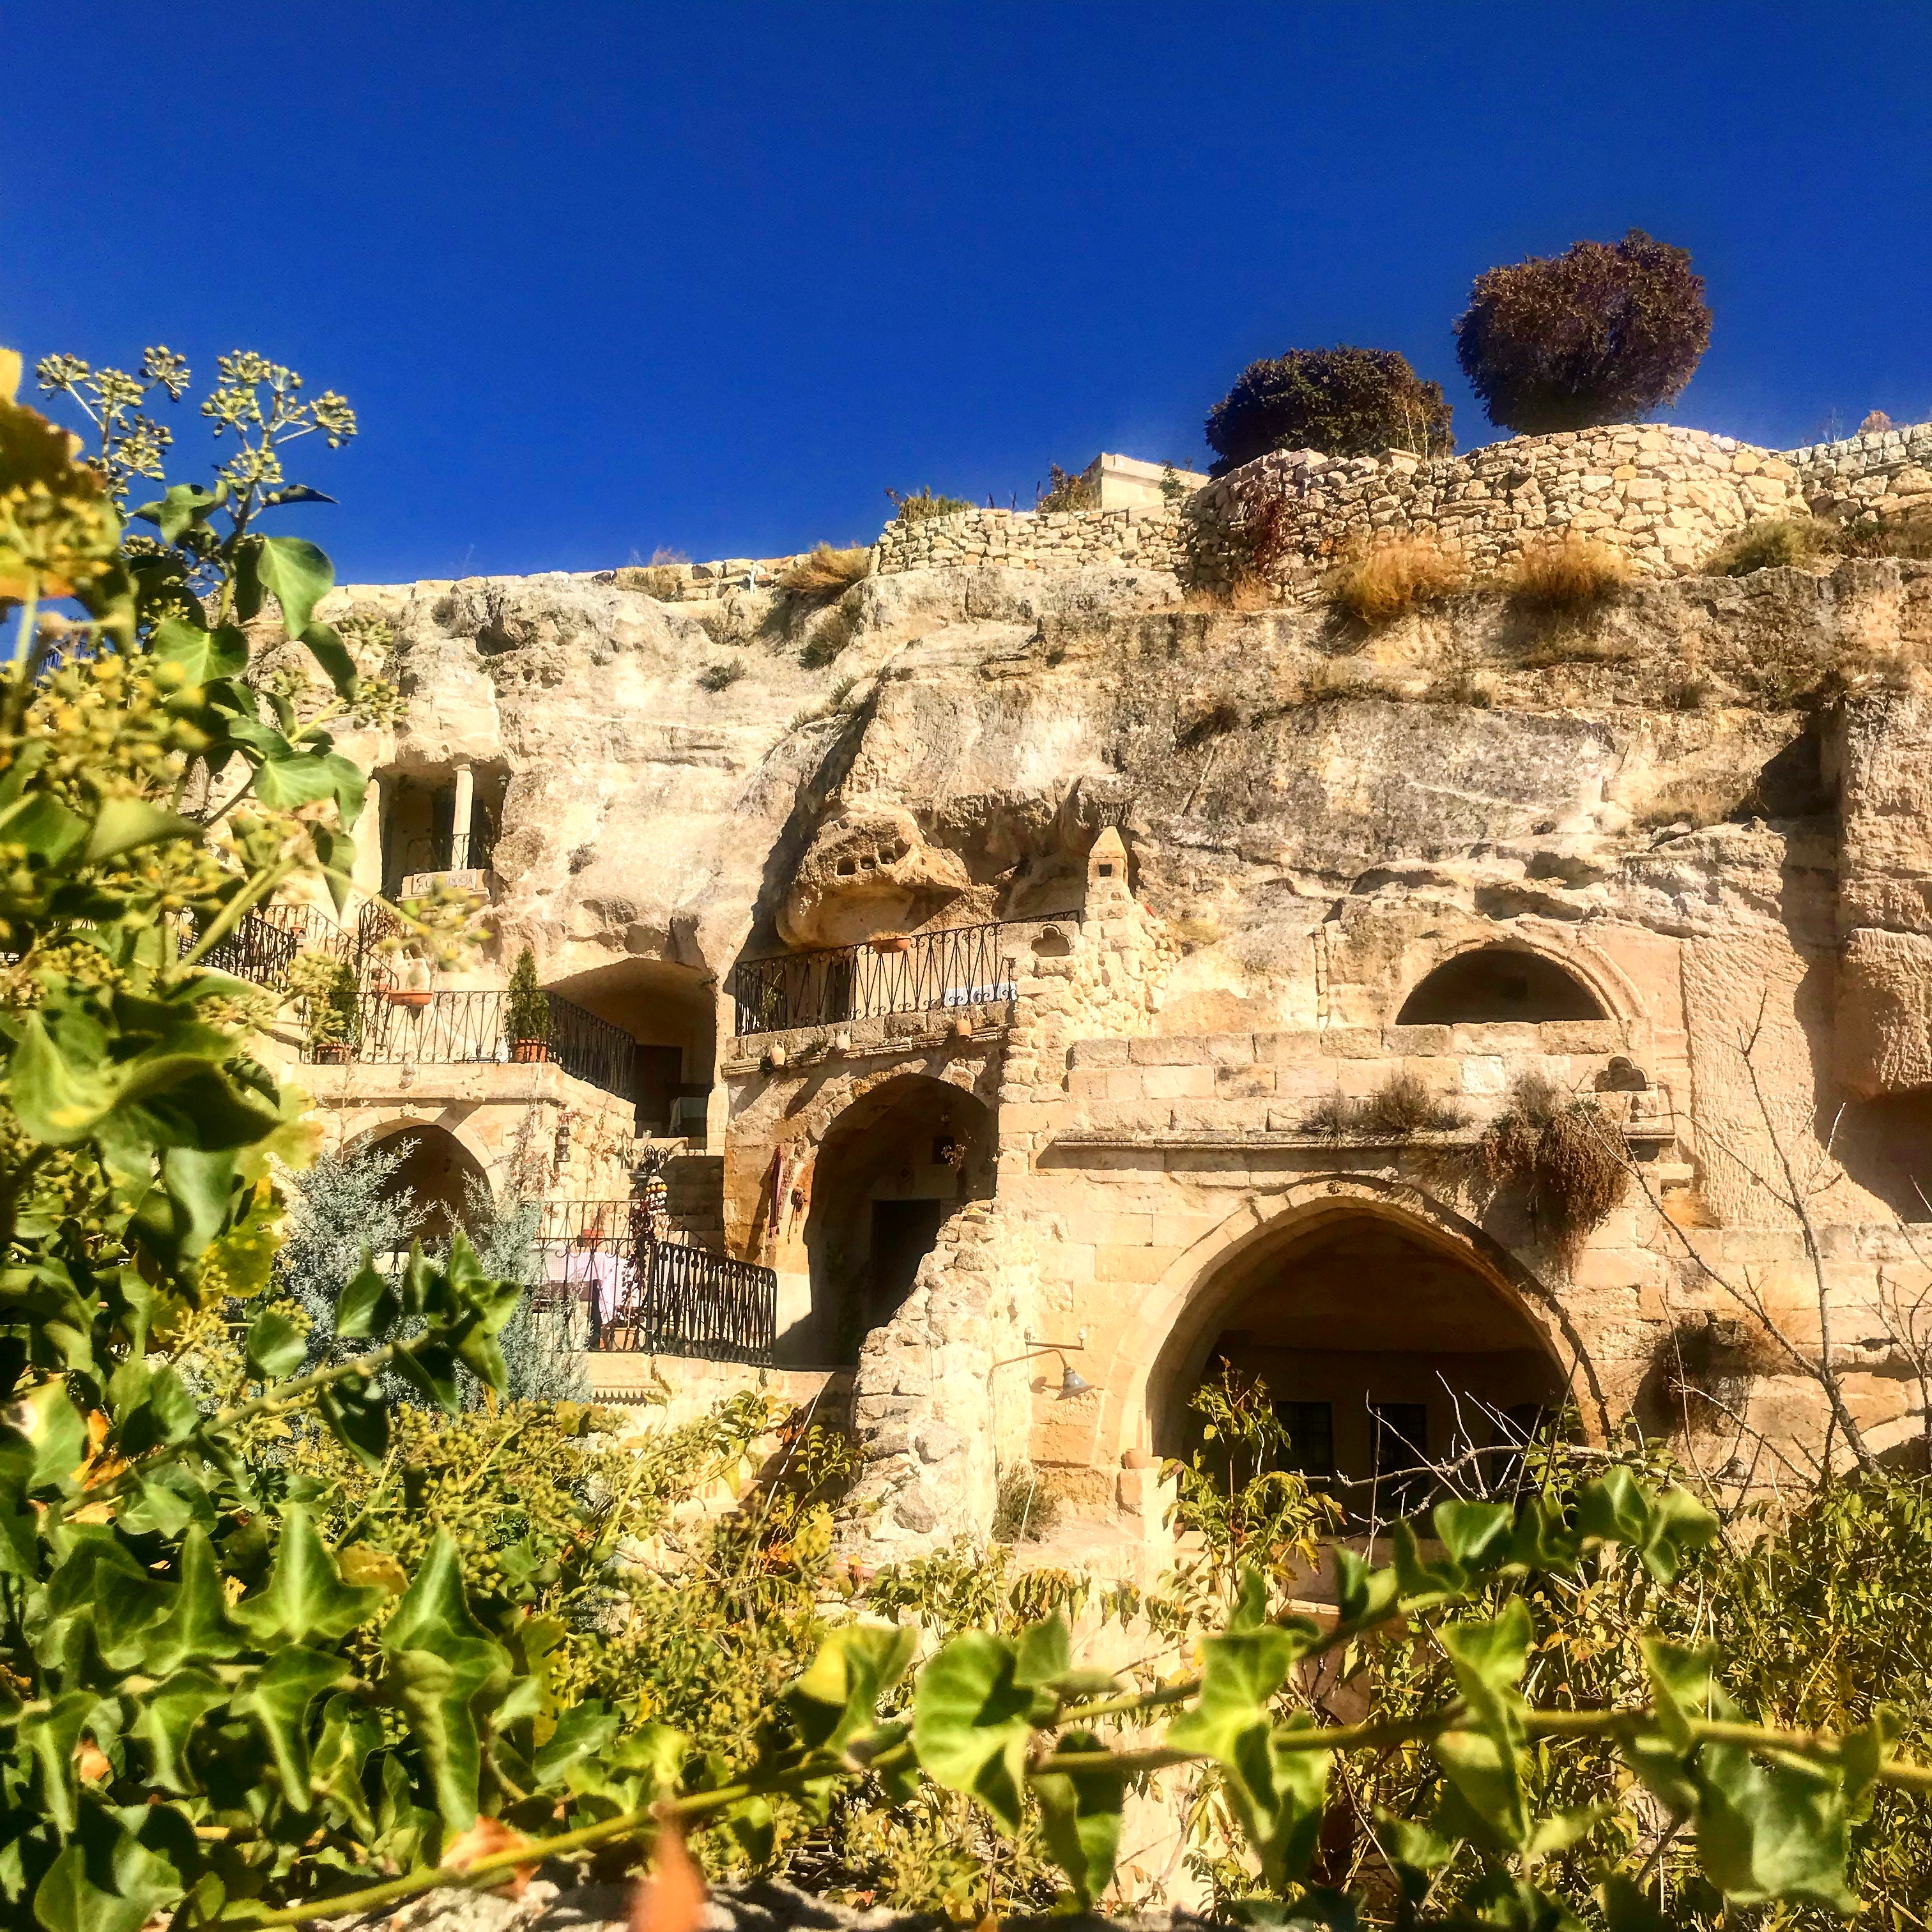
1455 229 1712 433
1205 344 1455 474
885 485 972 524
506 942 551 1043
1705 516 1837 575
991 1462 1062 1543
1037 462 1098 512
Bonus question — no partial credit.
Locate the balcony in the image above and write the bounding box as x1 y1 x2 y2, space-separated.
730 917 1039 1038
302 987 638 1104
196 898 401 993
526 1199 776 1364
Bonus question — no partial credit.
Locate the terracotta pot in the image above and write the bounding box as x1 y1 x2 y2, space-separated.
511 1039 549 1063
385 988 433 1011
871 935 911 954
312 1043 353 1064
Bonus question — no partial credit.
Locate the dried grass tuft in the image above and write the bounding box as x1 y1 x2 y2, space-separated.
1326 535 1467 625
1308 1070 1468 1143
779 544 870 604
1703 516 1836 577
1480 1073 1629 1268
1506 533 1633 612
991 1462 1061 1544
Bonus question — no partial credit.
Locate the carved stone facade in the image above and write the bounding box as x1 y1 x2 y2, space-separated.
285 424 1932 1573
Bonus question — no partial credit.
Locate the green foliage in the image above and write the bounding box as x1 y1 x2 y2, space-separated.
298 954 360 1052
503 944 549 1046
1455 229 1712 434
1206 346 1455 475
1038 463 1098 513
884 486 971 524
990 1462 1061 1544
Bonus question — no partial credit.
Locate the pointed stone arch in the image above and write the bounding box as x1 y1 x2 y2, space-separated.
1089 1175 1609 1473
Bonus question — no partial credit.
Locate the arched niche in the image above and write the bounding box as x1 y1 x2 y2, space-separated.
1397 945 1607 1026
543 956 718 1139
362 1123 492 1249
792 1074 995 1367
1153 1202 1568 1513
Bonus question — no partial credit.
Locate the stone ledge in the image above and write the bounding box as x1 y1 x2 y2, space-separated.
721 1002 1012 1075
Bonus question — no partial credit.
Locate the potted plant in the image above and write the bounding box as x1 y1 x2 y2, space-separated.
308 957 361 1063
383 953 433 1011
505 946 551 1062
870 932 911 954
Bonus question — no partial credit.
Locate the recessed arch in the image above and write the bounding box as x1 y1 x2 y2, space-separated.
358 1122 491 1248
1091 1177 1608 1475
790 1073 995 1367
1397 944 1607 1026
543 955 719 1140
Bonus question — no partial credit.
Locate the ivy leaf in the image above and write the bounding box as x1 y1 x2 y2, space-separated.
1 1377 89 1494
316 1370 388 1467
1598 1873 1675 1932
150 616 247 685
785 1623 918 1753
243 1307 305 1382
133 1667 230 1794
299 621 360 700
334 1253 397 1340
912 1632 1036 1832
19 1689 94 1831
84 797 199 867
142 1527 245 1675
310 1695 385 1838
1430 1600 1533 1850
132 480 224 545
1432 1499 1514 1572
1015 1614 1073 1689
1694 1743 1854 1909
32 1808 187 1932
1034 1727 1125 1906
381 1530 511 1833
1331 1544 1399 1630
532 1702 624 1790
233 1506 385 1646
233 1645 355 1807
1167 1632 1328 1888
254 535 334 641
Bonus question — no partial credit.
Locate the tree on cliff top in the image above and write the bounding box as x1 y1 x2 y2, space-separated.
1204 345 1455 475
1455 227 1712 434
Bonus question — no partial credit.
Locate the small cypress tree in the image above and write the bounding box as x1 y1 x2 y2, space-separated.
1454 229 1712 434
505 944 550 1046
277 1137 424 1368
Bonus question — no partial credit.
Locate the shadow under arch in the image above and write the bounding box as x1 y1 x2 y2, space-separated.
1094 1174 1611 1472
790 1071 995 1367
1396 942 1607 1027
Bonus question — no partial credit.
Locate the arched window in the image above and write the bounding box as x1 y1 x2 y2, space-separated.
1397 947 1606 1026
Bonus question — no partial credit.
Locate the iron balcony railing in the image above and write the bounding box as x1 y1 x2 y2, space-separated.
730 917 1039 1037
195 898 405 993
303 988 638 1101
527 1198 775 1364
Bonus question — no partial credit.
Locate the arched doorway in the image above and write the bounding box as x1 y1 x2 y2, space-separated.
1397 946 1606 1025
365 1124 491 1249
793 1075 994 1366
1154 1202 1567 1516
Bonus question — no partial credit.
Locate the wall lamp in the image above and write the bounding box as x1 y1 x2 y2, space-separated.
992 1331 1092 1400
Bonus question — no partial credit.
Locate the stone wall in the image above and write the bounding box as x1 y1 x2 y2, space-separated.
866 420 1932 600
873 504 1188 577
842 1200 1039 1552
1788 422 1932 526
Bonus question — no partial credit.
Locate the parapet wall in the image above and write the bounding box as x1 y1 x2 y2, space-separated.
864 418 1932 597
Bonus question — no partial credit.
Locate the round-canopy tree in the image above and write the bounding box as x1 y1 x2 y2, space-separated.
1455 229 1712 434
1204 346 1454 475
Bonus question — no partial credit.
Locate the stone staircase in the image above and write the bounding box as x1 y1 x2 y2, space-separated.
653 1147 726 1252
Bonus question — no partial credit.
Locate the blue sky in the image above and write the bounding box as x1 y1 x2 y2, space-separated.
10 3 1930 583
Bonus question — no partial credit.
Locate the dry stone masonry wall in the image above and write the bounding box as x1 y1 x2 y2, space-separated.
865 419 1932 601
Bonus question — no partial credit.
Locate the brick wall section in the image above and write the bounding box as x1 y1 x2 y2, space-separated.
1786 422 1932 525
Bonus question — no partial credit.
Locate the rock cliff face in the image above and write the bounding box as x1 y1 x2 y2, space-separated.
324 496 1932 1549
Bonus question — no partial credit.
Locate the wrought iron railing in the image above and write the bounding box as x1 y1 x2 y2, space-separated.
196 899 372 992
527 1198 774 1363
730 917 1037 1037
401 829 494 877
302 988 637 1100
